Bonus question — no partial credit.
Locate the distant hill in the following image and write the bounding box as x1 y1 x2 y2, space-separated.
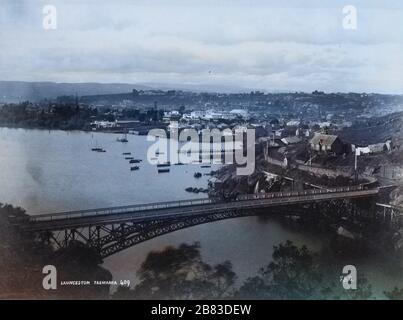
0 81 152 103
339 111 403 145
0 81 253 103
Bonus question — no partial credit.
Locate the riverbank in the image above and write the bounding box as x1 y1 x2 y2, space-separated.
0 204 112 299
207 156 403 257
7 205 403 299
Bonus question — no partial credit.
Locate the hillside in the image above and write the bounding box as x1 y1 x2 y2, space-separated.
0 81 151 103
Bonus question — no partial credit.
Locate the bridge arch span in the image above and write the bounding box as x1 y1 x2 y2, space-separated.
17 186 379 257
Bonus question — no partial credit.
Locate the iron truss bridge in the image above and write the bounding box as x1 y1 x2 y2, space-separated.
14 186 379 258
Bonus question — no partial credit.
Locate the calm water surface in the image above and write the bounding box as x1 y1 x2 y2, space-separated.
0 128 400 297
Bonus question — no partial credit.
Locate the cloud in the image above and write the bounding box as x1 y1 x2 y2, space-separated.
1 0 403 93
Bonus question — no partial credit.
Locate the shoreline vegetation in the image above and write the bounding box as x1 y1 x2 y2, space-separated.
0 102 94 131
0 101 165 132
0 204 112 299
2 202 403 300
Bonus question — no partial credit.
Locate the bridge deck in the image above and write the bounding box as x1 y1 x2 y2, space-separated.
19 186 379 232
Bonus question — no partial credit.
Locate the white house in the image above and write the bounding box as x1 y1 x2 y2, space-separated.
286 120 300 127
91 121 117 129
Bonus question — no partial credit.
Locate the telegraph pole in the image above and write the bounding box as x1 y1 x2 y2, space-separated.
354 148 359 183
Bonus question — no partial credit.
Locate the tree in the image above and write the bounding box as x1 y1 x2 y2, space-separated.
320 276 372 300
384 287 403 300
237 240 321 299
113 242 236 300
237 240 373 300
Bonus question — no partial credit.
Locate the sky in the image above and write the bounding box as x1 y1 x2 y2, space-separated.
1 0 403 93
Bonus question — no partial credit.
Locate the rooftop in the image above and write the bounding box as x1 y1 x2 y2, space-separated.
310 133 339 146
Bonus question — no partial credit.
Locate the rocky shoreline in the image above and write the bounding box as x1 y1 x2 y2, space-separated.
206 151 403 255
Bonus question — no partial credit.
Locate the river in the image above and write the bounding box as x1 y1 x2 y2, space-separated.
0 128 400 298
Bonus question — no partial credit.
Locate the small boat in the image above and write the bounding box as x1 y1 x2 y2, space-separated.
122 152 131 155
201 165 211 168
130 166 140 171
129 159 142 164
158 168 170 173
117 133 129 143
125 157 134 160
157 162 171 167
91 140 105 152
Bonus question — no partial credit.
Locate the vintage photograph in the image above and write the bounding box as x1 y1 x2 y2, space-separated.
1 0 403 303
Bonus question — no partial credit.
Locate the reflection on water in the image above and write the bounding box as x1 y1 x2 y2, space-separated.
0 128 400 297
0 128 216 213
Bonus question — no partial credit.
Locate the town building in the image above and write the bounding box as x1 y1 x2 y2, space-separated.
90 120 116 129
281 136 302 145
309 133 344 154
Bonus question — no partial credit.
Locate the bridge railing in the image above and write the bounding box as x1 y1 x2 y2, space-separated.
236 185 365 201
26 185 368 223
28 198 216 222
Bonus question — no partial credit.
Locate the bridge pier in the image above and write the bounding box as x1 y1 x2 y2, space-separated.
375 203 401 225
